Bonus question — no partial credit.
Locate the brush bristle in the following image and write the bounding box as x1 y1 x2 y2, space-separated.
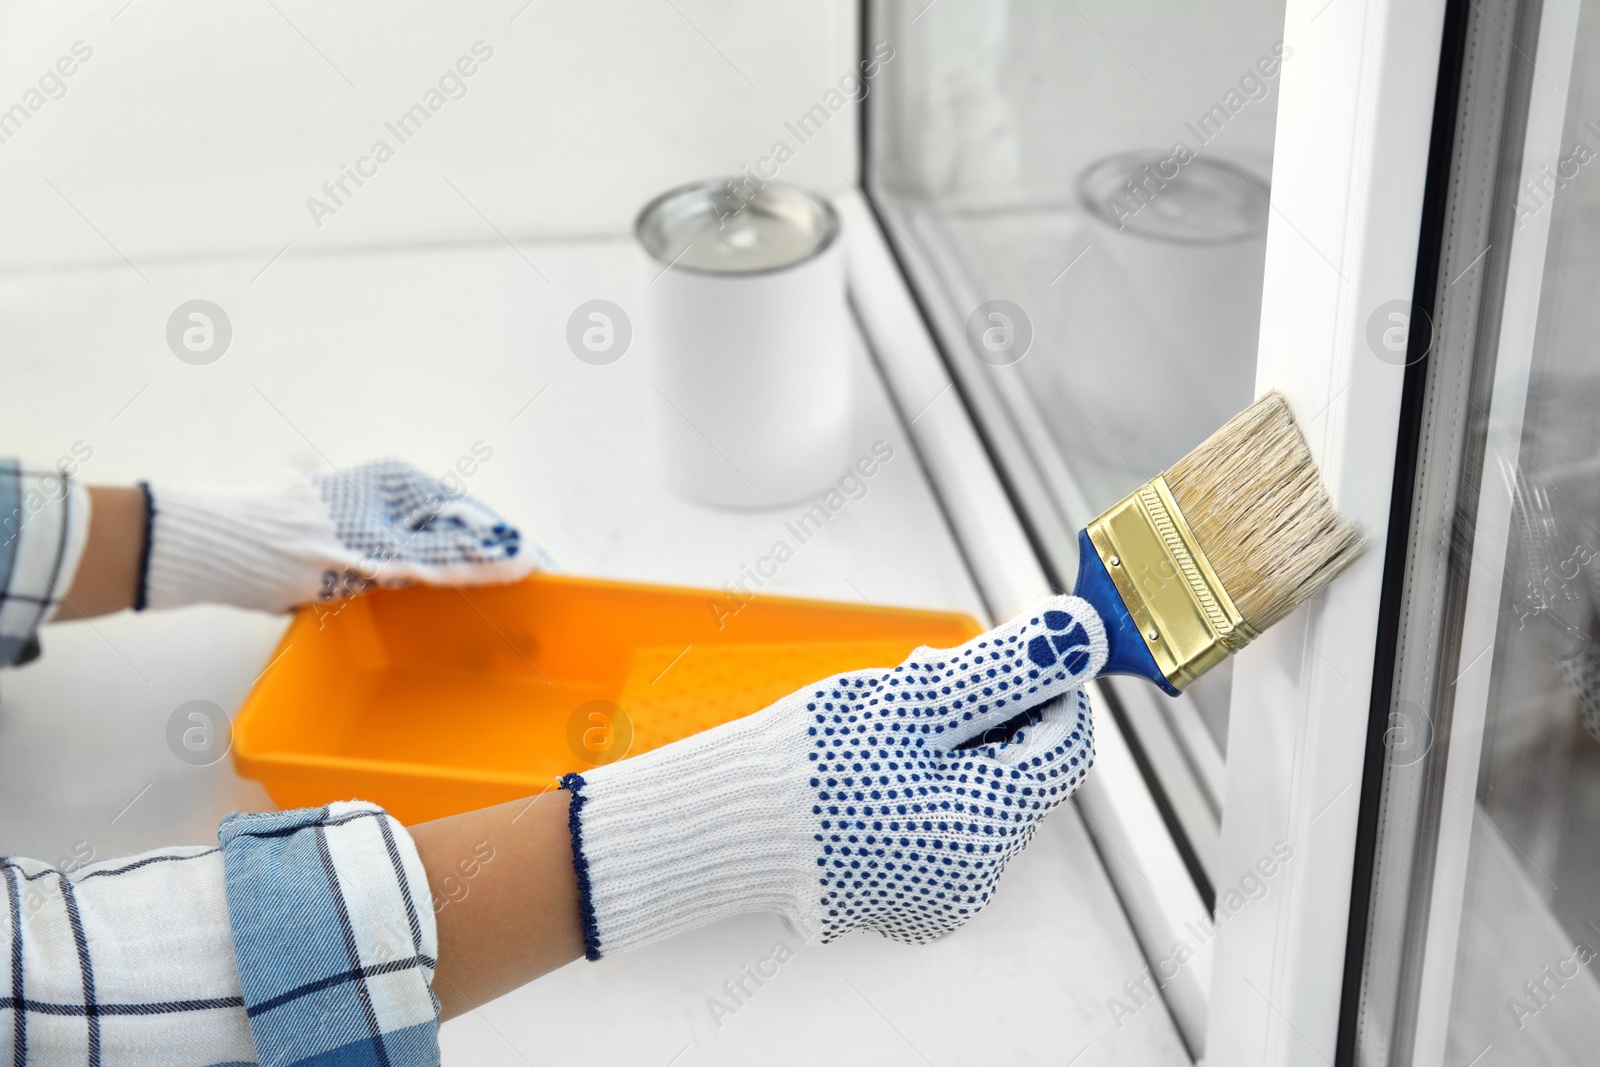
1164 390 1363 632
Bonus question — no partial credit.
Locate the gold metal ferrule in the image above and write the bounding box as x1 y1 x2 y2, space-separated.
1085 474 1259 691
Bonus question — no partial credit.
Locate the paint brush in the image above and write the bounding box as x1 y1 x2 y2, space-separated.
1069 389 1363 695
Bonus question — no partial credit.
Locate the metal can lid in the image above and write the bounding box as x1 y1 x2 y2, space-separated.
1077 152 1268 244
635 179 840 275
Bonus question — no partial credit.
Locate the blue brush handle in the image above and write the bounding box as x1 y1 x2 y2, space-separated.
1072 529 1181 696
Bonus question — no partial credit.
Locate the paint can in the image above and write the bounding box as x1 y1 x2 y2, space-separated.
637 179 850 508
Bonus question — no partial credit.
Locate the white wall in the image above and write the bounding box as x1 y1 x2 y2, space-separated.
0 0 859 267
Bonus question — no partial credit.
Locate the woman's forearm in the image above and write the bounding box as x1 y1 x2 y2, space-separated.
409 789 584 1019
54 485 145 620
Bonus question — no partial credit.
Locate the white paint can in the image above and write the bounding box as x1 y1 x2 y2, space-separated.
637 179 850 509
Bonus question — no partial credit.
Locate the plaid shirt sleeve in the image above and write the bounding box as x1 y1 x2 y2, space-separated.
219 804 440 1066
0 458 91 668
3 803 440 1066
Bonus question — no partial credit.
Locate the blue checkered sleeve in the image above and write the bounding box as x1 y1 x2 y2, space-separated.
219 802 441 1067
0 458 90 668
1 803 439 1065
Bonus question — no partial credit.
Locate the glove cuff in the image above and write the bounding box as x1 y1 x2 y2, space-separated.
562 708 819 959
144 478 341 613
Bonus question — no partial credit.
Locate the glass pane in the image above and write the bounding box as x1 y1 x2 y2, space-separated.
866 0 1289 892
1445 5 1600 1060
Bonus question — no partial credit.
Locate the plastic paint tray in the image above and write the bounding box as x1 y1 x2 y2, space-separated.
232 573 982 824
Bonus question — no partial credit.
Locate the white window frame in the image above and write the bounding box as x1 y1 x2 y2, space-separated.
1205 1 1451 1065
851 1 1467 1059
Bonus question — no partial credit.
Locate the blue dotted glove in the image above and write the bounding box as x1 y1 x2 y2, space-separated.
145 458 543 612
309 459 533 599
562 596 1107 957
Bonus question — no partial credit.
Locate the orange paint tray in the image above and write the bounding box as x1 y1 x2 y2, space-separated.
232 573 982 824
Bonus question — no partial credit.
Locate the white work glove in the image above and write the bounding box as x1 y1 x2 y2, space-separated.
143 458 541 613
561 596 1107 958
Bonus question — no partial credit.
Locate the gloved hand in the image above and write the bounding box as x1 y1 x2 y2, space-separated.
560 596 1106 957
143 458 542 613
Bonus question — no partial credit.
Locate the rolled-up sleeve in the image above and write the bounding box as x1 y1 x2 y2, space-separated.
219 802 440 1067
1 803 439 1066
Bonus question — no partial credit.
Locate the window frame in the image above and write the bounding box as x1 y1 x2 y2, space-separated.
1204 0 1450 1064
854 0 1454 1060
